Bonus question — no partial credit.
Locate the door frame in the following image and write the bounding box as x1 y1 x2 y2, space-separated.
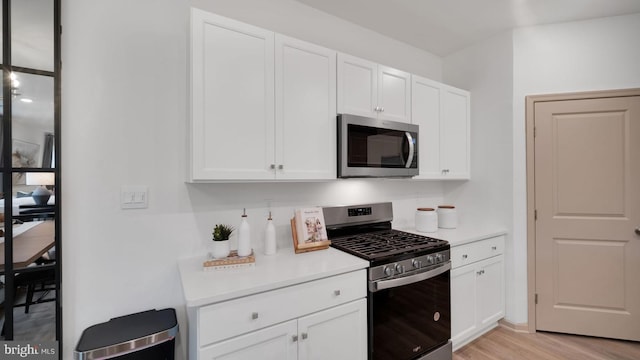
525 88 640 333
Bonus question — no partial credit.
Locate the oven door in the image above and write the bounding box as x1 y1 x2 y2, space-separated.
369 262 451 360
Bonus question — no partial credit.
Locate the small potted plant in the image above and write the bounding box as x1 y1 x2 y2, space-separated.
211 224 234 259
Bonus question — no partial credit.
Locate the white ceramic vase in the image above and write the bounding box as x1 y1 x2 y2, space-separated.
211 240 230 259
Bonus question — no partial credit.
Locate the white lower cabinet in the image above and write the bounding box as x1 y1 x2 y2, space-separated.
298 300 367 360
200 300 366 360
200 320 298 360
451 236 505 350
192 270 367 360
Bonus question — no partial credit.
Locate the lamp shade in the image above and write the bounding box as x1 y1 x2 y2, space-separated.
26 172 55 186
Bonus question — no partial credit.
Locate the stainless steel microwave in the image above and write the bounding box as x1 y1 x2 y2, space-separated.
338 114 419 178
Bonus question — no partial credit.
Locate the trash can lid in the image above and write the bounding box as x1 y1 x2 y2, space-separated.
74 308 178 359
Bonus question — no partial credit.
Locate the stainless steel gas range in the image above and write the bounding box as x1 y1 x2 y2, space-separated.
324 202 452 360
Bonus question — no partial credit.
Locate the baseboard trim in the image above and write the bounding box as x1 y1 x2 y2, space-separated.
499 319 530 333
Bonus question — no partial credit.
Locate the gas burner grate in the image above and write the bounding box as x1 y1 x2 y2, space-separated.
330 229 447 260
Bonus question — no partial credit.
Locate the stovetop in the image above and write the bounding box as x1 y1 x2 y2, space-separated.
323 202 450 266
330 229 449 262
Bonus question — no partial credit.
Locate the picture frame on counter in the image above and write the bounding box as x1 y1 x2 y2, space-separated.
290 207 331 254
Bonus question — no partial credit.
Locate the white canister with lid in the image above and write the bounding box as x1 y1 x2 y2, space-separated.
415 208 438 233
437 205 457 229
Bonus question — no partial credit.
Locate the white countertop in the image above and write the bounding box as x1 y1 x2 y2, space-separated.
178 247 369 308
401 225 507 247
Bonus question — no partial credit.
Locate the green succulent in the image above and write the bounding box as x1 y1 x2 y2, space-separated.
212 224 234 241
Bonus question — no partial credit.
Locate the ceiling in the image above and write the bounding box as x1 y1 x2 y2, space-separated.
296 0 640 56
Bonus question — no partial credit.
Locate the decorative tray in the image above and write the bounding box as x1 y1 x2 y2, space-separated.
203 250 255 271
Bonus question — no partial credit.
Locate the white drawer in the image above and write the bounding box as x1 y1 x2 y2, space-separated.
198 269 366 347
451 235 505 269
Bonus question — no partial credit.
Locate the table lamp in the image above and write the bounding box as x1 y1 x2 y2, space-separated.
26 172 55 205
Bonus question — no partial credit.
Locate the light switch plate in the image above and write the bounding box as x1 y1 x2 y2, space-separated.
121 185 148 209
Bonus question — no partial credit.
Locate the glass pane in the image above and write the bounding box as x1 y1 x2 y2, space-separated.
13 220 57 341
11 72 54 168
11 0 54 72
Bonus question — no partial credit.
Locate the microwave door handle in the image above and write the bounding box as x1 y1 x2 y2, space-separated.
404 132 415 168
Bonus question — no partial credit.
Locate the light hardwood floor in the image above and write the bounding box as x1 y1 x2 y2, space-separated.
454 326 640 360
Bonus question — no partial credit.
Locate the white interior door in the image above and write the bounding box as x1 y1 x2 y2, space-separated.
534 95 640 341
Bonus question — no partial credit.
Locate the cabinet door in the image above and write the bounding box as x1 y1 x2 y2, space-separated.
477 255 505 328
190 9 275 180
275 35 336 180
337 53 378 118
441 86 470 179
411 75 442 178
378 65 411 123
199 320 297 360
451 263 478 347
298 299 367 360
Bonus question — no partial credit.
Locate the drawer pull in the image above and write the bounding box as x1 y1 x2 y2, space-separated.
292 335 298 342
462 254 468 259
334 290 341 296
492 246 497 250
477 270 485 276
301 332 308 340
251 312 259 320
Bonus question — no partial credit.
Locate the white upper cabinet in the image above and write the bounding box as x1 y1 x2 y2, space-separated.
190 9 275 181
337 53 411 123
189 9 336 181
411 75 470 179
441 85 470 178
275 35 337 180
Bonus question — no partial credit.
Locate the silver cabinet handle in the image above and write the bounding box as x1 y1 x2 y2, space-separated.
492 246 497 250
270 164 275 170
380 107 384 112
635 227 640 236
301 333 308 340
292 335 298 342
462 254 467 259
334 290 341 296
477 269 485 276
251 312 259 320
278 164 283 170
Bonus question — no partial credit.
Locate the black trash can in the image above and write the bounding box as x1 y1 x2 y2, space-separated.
74 308 178 360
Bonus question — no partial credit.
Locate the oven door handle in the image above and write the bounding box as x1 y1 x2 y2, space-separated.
369 262 451 292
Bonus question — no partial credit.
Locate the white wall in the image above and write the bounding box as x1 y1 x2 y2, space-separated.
442 31 515 319
61 0 444 358
441 11 640 327
510 12 640 324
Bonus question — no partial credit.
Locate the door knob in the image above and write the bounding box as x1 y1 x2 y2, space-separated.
635 227 640 236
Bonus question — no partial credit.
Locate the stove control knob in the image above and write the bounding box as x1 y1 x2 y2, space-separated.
435 254 444 263
395 264 405 274
426 255 435 265
412 259 423 269
384 266 393 277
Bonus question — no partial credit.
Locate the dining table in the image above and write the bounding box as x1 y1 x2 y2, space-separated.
0 220 55 270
